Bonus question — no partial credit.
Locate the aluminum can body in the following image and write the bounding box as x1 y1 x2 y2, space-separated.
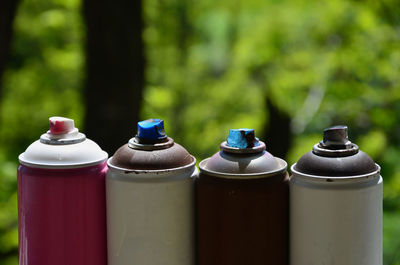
196 129 289 265
106 119 196 265
106 163 196 265
290 170 382 265
18 163 108 265
17 117 108 265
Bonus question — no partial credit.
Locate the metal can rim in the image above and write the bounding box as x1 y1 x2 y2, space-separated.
290 163 381 183
198 157 287 179
219 140 266 154
107 155 196 179
18 154 108 169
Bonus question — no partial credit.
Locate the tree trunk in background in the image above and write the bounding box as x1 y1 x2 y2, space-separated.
0 1 20 261
168 0 189 141
0 0 20 97
83 0 144 155
263 97 292 160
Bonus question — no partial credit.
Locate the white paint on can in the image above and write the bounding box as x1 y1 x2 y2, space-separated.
106 158 197 265
290 164 382 265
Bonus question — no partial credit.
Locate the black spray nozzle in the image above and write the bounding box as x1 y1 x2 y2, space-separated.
320 125 351 149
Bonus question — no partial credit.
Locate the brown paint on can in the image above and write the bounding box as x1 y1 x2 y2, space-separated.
196 168 289 265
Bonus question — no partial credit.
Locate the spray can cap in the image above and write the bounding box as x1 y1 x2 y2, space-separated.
320 125 351 149
311 125 359 157
220 128 265 154
112 119 194 169
40 116 84 144
227 129 260 149
137 119 167 142
19 116 108 168
49 117 78 135
292 125 378 177
199 128 286 176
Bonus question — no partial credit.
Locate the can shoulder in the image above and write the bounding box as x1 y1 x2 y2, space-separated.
19 139 108 168
293 150 378 177
108 143 194 170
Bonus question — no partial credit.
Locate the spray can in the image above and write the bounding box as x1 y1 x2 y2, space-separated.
18 117 108 265
106 119 197 265
196 129 289 265
290 125 382 265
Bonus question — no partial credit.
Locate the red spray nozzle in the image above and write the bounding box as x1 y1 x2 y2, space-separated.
49 117 75 135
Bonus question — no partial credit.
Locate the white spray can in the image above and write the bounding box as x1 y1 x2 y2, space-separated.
290 125 382 265
106 119 197 265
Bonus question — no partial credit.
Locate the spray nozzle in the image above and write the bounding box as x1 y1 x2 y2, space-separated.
320 125 352 149
227 129 260 149
136 119 167 143
49 117 77 135
41 117 85 144
312 125 359 156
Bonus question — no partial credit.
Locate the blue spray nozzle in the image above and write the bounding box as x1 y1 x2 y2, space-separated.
227 128 260 149
137 119 167 142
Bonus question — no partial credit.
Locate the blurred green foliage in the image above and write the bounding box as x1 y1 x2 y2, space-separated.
1 0 400 264
0 0 83 263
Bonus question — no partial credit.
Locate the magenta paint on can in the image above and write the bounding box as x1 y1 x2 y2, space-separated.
17 117 108 265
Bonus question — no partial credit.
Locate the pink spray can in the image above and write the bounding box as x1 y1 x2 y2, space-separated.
17 117 108 265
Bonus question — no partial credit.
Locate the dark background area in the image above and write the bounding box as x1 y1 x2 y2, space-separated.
0 0 400 264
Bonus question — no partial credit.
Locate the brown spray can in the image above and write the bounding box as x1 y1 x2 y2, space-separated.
196 129 289 265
